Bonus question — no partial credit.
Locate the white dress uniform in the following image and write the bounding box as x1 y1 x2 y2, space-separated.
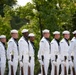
28 33 35 75
51 39 60 75
60 38 70 75
70 37 75 57
19 36 29 75
60 38 69 59
29 40 35 75
38 37 51 75
68 38 76 73
7 38 18 75
71 30 76 57
66 38 75 75
0 41 6 75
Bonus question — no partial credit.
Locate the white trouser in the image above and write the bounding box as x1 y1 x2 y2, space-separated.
61 61 68 75
23 59 29 75
40 59 49 75
68 61 74 75
0 60 6 75
8 60 18 75
20 61 23 75
41 58 49 75
57 60 61 75
74 58 76 74
67 56 76 75
30 57 34 75
51 61 56 75
39 54 50 75
51 61 60 75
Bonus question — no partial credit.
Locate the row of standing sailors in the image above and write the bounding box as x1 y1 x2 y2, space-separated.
0 29 35 75
0 29 76 75
38 30 76 75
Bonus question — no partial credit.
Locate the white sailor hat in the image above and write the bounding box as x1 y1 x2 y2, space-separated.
72 30 76 34
62 30 70 34
21 29 28 33
42 29 50 33
29 33 35 37
0 35 6 39
11 29 18 34
53 31 60 35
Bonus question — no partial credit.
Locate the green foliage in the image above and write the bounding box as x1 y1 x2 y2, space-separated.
0 0 76 74
72 12 76 30
0 15 11 40
17 1 76 74
33 0 76 32
0 0 17 16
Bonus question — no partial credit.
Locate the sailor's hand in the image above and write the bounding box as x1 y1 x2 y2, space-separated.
20 61 23 67
52 61 57 65
28 62 31 67
39 60 43 65
8 60 13 66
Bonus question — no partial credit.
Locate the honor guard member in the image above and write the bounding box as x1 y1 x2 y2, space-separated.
0 35 6 75
71 30 76 41
28 33 35 75
68 30 76 74
70 30 76 60
51 31 60 75
19 29 29 75
7 29 19 75
70 30 76 59
38 29 51 75
60 30 70 75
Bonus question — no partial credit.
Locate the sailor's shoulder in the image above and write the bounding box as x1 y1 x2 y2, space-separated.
51 39 56 44
8 38 13 43
40 37 46 42
60 39 65 43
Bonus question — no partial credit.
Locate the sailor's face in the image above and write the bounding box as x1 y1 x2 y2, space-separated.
54 34 60 39
64 34 70 40
23 32 29 37
30 37 35 42
43 33 50 38
0 38 6 43
11 33 18 39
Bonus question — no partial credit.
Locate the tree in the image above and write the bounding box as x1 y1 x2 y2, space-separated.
1 0 76 74
0 15 11 40
32 0 76 37
0 0 17 17
2 5 30 30
18 0 76 74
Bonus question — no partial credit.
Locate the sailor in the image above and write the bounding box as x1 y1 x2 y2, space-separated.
69 30 76 61
19 29 29 75
71 30 76 41
28 33 35 75
38 29 51 75
60 30 70 75
68 30 76 74
7 29 19 75
51 31 60 75
0 35 6 75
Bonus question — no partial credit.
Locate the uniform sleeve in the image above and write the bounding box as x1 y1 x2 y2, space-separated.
51 42 56 60
60 42 65 54
38 41 46 59
0 45 5 58
7 41 13 60
51 42 55 54
29 42 34 57
18 40 28 61
68 41 75 57
60 42 65 60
